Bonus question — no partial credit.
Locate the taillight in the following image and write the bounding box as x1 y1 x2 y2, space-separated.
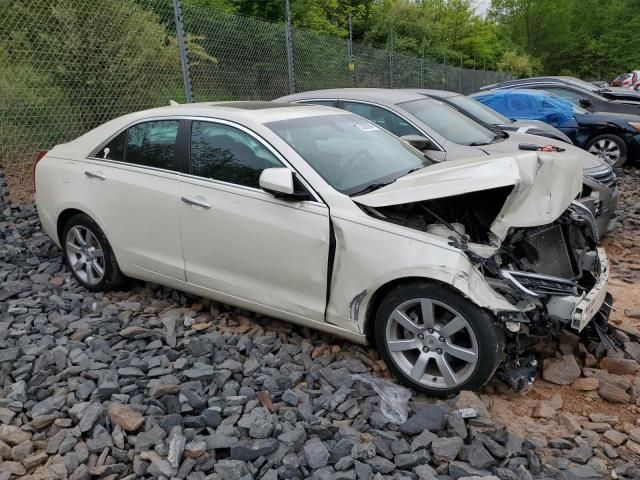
33 149 48 192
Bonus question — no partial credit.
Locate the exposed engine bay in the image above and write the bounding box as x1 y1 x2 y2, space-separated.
360 187 611 392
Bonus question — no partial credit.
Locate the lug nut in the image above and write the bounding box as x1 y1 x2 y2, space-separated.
436 348 442 354
427 328 434 334
439 336 445 342
417 333 424 339
422 347 429 353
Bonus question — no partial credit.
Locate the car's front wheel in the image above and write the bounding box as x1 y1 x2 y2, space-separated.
374 281 504 396
586 134 627 167
62 213 124 291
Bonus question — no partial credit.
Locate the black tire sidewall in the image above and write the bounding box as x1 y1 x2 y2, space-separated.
374 281 504 397
61 214 121 292
587 134 627 167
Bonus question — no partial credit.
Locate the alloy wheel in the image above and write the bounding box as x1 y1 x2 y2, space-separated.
65 225 105 285
588 139 621 166
385 298 479 390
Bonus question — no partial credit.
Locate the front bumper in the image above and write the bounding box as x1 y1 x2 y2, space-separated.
501 248 609 332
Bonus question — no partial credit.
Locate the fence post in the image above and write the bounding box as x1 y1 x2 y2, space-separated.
172 0 193 103
388 31 395 88
472 55 476 92
420 44 424 89
284 0 296 94
348 14 355 87
459 55 462 93
483 59 486 86
442 52 446 89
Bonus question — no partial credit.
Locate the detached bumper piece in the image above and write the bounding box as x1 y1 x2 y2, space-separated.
571 248 610 332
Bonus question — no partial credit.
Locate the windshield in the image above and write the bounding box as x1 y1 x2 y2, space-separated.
265 113 432 195
545 91 590 114
563 77 600 92
399 98 497 146
448 95 511 126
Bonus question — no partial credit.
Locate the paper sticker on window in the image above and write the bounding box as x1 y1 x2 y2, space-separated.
354 123 379 132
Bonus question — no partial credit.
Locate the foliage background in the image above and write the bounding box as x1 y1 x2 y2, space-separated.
199 0 640 79
3 0 638 199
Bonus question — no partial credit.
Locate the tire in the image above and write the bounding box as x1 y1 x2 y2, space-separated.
586 134 627 168
61 213 124 291
374 281 504 397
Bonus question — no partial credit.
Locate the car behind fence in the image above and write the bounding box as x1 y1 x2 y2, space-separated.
0 0 512 196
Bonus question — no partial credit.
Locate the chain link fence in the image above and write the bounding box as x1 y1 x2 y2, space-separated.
0 0 512 198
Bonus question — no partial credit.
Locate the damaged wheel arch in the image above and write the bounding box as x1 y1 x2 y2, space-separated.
362 275 509 347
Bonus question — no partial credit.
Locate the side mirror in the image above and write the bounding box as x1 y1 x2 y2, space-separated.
259 168 310 201
400 134 433 151
579 98 592 108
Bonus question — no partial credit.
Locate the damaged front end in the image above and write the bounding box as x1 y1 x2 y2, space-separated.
354 152 611 392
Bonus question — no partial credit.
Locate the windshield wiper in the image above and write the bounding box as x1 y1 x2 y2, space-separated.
351 181 394 196
402 167 422 176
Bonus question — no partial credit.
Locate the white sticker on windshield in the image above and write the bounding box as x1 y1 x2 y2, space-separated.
354 123 380 132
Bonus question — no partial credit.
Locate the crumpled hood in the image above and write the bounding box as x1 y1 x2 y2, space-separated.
354 151 583 243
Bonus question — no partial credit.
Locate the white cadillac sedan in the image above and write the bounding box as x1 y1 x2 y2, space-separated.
35 102 610 396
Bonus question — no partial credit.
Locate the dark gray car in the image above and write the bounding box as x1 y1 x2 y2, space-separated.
481 76 640 115
277 88 618 237
406 88 573 144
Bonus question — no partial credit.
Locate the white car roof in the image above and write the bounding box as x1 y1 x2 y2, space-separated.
69 101 347 154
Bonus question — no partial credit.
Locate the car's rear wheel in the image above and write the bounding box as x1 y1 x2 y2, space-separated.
374 281 503 396
587 134 627 167
62 214 124 291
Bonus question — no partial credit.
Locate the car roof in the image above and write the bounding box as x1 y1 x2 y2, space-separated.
71 101 349 153
278 88 429 105
135 101 343 123
402 89 461 99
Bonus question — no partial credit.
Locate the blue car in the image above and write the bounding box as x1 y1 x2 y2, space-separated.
472 89 640 167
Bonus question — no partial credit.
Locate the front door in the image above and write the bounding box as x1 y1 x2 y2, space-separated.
178 119 330 322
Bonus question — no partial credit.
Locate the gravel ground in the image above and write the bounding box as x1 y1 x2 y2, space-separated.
1 168 639 480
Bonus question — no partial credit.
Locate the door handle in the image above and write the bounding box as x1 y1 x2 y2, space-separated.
181 196 211 209
84 171 105 180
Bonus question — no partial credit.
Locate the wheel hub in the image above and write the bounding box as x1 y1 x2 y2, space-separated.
385 298 479 390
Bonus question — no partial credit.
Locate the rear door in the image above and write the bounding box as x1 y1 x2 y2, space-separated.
81 119 187 280
177 118 330 322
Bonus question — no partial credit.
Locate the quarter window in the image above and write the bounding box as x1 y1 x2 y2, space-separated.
125 120 180 170
190 121 283 189
342 101 421 137
98 132 125 161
